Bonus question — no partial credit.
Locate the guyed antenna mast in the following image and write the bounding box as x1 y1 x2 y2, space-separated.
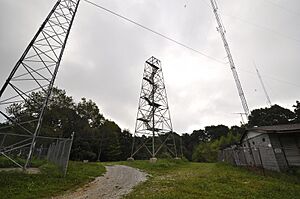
210 0 250 116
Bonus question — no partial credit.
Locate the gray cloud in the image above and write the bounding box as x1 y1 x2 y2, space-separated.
0 0 299 134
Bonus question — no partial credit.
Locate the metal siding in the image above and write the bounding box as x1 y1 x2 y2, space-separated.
220 130 300 172
269 134 289 170
259 146 280 171
251 134 280 171
280 135 300 166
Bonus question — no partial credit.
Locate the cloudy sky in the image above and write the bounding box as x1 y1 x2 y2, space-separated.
0 0 299 134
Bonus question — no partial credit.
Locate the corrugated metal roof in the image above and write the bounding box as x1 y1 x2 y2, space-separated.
248 123 300 133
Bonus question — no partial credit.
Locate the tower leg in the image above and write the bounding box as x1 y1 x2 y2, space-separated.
0 0 80 169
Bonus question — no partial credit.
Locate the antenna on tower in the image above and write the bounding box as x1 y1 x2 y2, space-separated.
254 62 272 107
129 56 177 162
209 0 250 116
233 112 247 125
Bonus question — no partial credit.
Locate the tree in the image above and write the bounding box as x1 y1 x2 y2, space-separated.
205 125 229 140
119 129 133 160
180 130 207 160
293 101 300 123
192 142 218 162
77 98 105 128
4 88 80 138
97 120 122 161
192 132 241 162
230 125 245 136
248 104 295 127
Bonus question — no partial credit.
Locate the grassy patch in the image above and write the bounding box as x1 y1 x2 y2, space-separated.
0 156 47 168
117 159 300 199
114 158 187 173
0 161 105 199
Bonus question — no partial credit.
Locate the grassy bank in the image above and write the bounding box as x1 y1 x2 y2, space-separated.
0 161 105 199
119 159 300 199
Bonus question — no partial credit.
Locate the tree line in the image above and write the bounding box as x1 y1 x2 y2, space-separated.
0 88 299 162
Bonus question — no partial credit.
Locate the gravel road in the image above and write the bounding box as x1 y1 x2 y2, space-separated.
54 165 147 199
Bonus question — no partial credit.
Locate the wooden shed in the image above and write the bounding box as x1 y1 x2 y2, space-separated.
240 123 300 171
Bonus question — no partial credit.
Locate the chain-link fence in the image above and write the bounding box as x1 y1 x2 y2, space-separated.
0 133 74 176
219 145 300 172
47 133 74 176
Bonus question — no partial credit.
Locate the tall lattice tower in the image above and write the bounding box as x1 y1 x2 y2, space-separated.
0 0 80 169
130 56 177 161
210 0 250 116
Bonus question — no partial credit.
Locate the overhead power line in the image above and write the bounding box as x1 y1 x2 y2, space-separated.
263 0 300 17
238 68 300 89
84 0 300 90
83 0 225 64
221 13 300 44
202 0 300 45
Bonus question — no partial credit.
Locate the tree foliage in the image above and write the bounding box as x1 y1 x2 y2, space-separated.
192 129 241 162
293 101 300 123
2 87 299 163
248 104 296 127
1 88 128 162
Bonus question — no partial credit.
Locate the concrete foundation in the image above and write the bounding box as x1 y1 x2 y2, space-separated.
127 157 134 161
149 157 157 163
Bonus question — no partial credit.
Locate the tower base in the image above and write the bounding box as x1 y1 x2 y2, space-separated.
149 157 157 163
127 157 134 161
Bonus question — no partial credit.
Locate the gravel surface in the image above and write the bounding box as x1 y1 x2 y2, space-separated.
54 165 147 199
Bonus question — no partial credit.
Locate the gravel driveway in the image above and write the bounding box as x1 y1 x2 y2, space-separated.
54 165 147 199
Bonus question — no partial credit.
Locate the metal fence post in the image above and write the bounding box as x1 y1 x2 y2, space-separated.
63 132 75 177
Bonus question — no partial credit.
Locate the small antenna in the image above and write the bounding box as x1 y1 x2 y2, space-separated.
233 112 247 125
254 62 272 107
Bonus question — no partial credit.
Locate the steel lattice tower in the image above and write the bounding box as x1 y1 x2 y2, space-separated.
0 0 80 169
210 0 250 116
130 56 177 160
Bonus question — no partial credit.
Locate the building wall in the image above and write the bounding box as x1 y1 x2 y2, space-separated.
269 134 289 170
242 131 300 171
241 132 280 171
277 133 300 167
220 129 300 172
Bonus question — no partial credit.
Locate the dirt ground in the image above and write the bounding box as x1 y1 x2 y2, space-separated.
54 165 147 199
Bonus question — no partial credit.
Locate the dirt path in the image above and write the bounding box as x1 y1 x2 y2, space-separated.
54 165 147 199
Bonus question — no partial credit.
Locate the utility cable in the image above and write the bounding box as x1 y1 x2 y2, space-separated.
263 0 300 17
202 0 300 44
238 68 300 88
221 13 300 44
83 0 225 64
84 0 300 89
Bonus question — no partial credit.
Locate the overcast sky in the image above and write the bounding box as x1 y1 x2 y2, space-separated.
0 0 299 134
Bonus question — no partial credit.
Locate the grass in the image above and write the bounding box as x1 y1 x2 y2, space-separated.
1 158 299 199
0 156 47 168
114 159 300 199
0 161 105 199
